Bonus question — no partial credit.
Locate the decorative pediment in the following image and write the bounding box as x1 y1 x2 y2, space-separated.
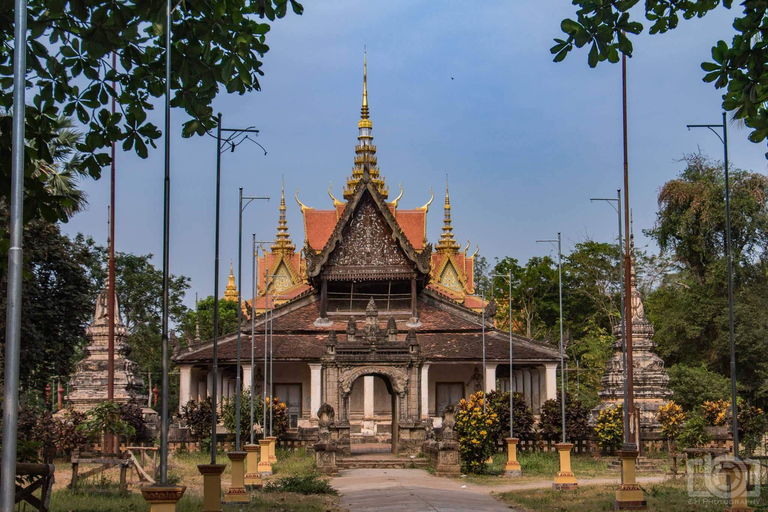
306 171 431 282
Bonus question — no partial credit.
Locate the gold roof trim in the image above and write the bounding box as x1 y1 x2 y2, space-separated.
295 188 313 213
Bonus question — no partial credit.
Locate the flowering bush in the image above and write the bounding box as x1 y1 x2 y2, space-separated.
454 391 496 474
222 390 289 440
738 403 767 457
594 405 623 452
485 390 535 443
658 401 686 450
701 399 729 426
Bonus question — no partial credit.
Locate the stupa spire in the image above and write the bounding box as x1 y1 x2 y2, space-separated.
436 176 461 253
344 49 388 200
224 260 238 302
271 177 296 254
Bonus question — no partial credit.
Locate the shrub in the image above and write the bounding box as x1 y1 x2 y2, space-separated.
539 392 591 441
76 401 136 443
677 413 711 449
658 401 686 449
701 399 730 427
594 404 623 452
263 475 338 495
181 397 213 442
222 390 288 440
485 390 535 443
119 402 153 443
455 391 496 474
738 403 767 457
15 404 86 461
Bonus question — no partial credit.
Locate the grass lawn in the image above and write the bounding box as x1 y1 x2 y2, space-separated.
462 450 617 485
49 447 342 511
496 478 768 512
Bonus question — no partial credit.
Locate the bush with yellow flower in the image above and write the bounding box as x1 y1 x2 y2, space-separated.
594 404 623 453
657 401 685 451
454 391 496 474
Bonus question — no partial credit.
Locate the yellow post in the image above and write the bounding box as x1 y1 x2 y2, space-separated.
244 444 261 486
504 438 521 477
552 442 578 490
267 436 278 463
140 485 186 512
614 448 646 509
720 459 753 512
258 439 273 476
224 451 249 502
197 464 226 512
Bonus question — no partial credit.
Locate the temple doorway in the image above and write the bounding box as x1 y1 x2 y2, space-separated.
347 373 397 455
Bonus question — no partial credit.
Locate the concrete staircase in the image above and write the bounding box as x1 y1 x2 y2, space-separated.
337 455 431 470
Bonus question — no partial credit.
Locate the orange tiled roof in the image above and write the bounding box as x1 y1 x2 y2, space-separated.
304 210 339 251
394 210 426 251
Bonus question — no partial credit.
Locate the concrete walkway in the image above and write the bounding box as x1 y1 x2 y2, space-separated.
332 468 670 511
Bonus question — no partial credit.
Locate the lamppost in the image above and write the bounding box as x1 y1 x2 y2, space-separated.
198 114 264 509
537 233 576 490
225 189 268 502
260 273 282 470
590 191 629 435
687 114 750 510
491 272 520 477
245 239 270 487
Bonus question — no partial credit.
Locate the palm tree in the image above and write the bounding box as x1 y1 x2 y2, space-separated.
32 117 89 218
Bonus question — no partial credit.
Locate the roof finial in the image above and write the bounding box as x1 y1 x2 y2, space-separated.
362 46 368 115
224 261 238 302
271 176 296 254
436 175 460 254
345 48 388 201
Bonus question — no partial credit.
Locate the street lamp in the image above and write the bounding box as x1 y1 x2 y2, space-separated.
590 191 629 438
536 233 565 444
490 272 521 477
537 233 577 490
225 189 268 502
686 113 739 456
199 114 264 508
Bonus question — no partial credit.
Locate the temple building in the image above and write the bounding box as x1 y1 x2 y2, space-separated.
174 55 560 453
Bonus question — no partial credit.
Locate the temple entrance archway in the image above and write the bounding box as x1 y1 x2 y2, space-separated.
347 373 396 454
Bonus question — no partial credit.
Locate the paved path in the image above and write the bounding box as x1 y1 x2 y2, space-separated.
332 468 670 512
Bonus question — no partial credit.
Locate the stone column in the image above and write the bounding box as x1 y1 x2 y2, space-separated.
514 370 523 394
197 376 207 403
485 364 496 394
217 369 224 408
309 364 322 420
363 376 374 419
179 365 193 414
420 364 430 419
544 363 558 401
522 369 532 408
206 371 213 399
537 366 547 410
222 376 230 402
242 364 252 394
531 370 541 415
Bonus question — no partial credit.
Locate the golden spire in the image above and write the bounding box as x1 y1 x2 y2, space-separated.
224 261 238 302
344 49 388 200
436 176 461 253
271 177 296 254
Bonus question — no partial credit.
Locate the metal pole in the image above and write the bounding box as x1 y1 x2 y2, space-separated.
509 276 513 438
263 270 268 440
269 293 274 436
106 50 117 457
210 112 223 464
251 241 257 445
723 111 739 456
0 0 26 503
621 52 636 449
482 291 486 413
235 188 244 451
557 233 565 444
617 190 628 441
159 0 172 482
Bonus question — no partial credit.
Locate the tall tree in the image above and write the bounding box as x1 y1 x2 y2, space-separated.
0 216 92 392
0 0 303 228
180 295 239 344
551 1 768 157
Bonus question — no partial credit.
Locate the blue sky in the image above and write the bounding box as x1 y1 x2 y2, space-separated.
61 1 768 309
